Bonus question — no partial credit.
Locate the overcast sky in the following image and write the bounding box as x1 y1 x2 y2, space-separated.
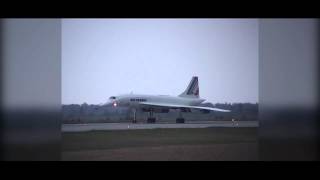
62 19 258 105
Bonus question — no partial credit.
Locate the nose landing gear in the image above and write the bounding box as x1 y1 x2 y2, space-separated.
132 108 137 123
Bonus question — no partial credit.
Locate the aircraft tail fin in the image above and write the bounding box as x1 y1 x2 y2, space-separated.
179 76 199 98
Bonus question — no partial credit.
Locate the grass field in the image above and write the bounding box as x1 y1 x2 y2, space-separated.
62 127 258 161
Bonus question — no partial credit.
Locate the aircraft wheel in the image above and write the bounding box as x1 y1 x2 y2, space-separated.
176 118 185 123
147 117 156 123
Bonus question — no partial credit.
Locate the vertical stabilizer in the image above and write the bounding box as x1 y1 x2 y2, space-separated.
179 76 199 98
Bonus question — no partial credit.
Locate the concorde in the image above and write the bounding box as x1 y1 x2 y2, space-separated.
106 76 230 123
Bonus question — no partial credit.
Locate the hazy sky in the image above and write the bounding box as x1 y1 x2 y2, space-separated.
62 19 258 105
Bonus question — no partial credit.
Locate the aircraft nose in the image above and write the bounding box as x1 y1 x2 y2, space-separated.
112 100 118 107
107 96 118 107
105 100 118 107
105 100 117 107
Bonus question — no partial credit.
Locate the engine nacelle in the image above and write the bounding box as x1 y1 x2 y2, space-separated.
181 108 191 112
141 108 169 113
200 109 210 114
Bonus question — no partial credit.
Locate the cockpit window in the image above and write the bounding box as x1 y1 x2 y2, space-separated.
109 96 116 100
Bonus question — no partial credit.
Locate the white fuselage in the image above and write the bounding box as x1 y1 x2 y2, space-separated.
105 76 230 118
110 94 205 108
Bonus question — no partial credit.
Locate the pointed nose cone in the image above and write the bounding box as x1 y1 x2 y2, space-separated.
105 100 118 107
107 96 118 107
112 101 118 107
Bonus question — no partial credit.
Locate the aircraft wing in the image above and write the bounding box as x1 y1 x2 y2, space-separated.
139 102 230 112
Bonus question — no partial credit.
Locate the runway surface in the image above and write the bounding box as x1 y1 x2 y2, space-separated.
62 121 258 132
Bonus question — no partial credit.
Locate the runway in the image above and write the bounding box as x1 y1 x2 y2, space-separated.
62 121 258 132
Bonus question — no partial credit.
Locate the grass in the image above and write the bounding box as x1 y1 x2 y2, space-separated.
62 127 257 152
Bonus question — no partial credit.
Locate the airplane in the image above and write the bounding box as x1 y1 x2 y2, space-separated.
106 76 230 123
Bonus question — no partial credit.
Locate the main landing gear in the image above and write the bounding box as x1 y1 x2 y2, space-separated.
176 109 185 123
138 108 186 124
147 108 156 123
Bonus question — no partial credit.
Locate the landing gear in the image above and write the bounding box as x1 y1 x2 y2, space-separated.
132 108 137 123
147 108 156 123
147 117 156 123
176 117 185 123
176 109 185 123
